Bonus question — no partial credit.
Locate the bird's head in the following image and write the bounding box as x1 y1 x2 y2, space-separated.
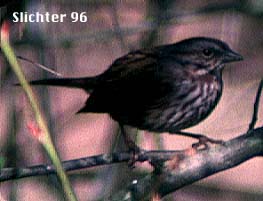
173 37 243 75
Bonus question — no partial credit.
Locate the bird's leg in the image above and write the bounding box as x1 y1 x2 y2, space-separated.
176 131 224 149
119 125 142 167
119 125 141 152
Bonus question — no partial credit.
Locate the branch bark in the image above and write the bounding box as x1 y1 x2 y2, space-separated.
111 127 263 200
1 127 263 200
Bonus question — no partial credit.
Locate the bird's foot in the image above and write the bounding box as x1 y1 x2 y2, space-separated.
119 125 144 167
192 136 224 150
176 131 223 150
126 142 144 168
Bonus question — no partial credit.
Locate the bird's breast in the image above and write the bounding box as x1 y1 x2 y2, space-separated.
162 73 222 132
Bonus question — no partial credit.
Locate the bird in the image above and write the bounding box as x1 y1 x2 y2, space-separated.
27 37 243 149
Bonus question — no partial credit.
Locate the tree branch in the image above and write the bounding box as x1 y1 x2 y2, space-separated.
111 127 263 200
0 150 182 182
1 127 263 200
248 79 263 131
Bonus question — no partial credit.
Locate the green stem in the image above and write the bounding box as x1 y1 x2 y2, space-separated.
1 30 77 201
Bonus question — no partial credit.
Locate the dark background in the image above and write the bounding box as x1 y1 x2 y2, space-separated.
0 0 263 200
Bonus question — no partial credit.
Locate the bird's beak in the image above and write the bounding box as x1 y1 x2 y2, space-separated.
223 50 243 63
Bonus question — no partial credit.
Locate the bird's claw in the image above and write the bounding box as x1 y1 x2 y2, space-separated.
192 136 224 150
127 144 143 168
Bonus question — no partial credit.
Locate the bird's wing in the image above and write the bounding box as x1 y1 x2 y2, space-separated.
99 49 159 82
78 49 190 118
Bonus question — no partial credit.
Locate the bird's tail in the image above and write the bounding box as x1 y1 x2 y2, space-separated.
27 76 99 92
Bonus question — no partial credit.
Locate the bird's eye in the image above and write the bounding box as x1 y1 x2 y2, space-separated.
202 49 214 58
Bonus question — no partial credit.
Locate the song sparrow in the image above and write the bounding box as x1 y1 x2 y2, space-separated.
28 37 242 144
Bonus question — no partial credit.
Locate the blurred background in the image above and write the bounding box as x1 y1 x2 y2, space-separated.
0 0 263 200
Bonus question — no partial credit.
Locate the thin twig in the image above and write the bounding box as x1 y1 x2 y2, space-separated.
17 55 63 77
248 79 263 131
0 150 181 182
